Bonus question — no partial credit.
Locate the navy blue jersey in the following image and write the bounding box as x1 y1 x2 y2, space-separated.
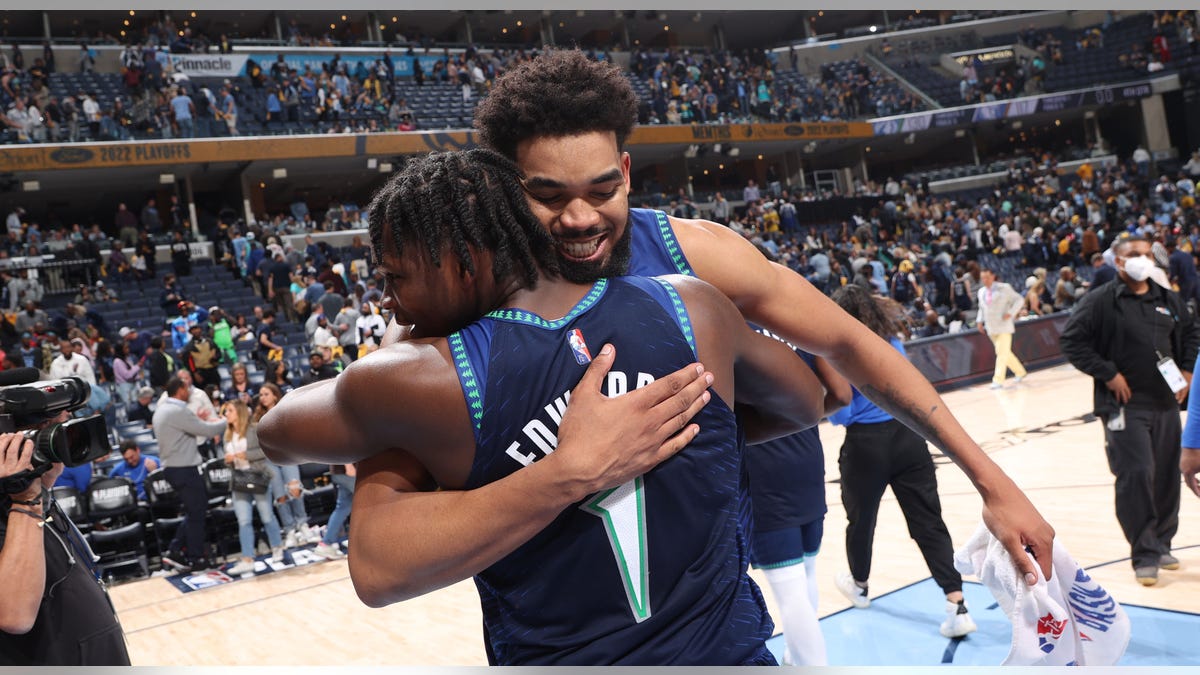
450 276 773 665
630 210 826 556
744 328 827 532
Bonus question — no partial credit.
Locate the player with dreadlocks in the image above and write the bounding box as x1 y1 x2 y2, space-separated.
260 148 826 664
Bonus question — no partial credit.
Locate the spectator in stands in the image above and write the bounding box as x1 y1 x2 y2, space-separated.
218 83 238 136
127 386 156 427
48 339 96 385
314 462 355 560
170 230 192 277
298 349 339 388
256 308 284 367
333 297 360 363
112 341 143 405
254 382 317 547
109 439 159 501
146 336 175 392
1053 266 1086 311
355 301 386 357
221 399 285 576
169 86 195 138
224 362 259 406
1023 276 1051 317
183 324 221 389
263 251 298 322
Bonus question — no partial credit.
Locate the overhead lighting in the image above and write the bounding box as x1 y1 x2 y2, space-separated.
869 25 878 33
664 25 670 31
129 9 135 15
516 20 522 27
392 16 398 22
190 11 196 18
258 182 266 188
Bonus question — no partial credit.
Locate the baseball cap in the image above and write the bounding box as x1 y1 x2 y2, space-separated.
309 348 324 358
137 386 155 399
119 326 133 338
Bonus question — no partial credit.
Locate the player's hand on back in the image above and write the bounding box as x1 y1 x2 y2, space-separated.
552 344 712 500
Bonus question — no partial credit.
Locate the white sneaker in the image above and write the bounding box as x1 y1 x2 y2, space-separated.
313 542 345 559
271 546 285 562
304 525 323 544
283 529 300 549
835 571 870 609
989 382 1003 390
1014 375 1025 384
226 559 256 576
940 600 978 638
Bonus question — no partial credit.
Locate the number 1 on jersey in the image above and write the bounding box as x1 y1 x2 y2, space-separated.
581 476 650 622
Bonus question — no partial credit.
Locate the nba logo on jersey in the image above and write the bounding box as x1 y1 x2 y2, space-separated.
567 328 592 365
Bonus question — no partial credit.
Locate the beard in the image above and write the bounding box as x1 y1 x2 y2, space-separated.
556 209 633 285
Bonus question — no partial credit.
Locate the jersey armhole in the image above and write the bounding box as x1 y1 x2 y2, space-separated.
448 321 493 445
653 210 696 276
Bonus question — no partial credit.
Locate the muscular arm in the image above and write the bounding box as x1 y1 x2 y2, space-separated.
673 215 1054 581
668 274 824 443
261 341 713 606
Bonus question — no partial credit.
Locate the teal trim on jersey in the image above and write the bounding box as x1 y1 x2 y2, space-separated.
448 332 484 438
651 277 697 358
485 278 608 329
752 548 819 570
654 210 694 276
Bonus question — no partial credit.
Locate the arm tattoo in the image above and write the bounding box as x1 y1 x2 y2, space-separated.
859 383 948 452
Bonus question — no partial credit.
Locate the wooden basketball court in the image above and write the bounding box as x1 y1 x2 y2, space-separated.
107 363 1200 665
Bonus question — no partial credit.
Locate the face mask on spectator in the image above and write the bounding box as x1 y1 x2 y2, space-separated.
1120 255 1154 282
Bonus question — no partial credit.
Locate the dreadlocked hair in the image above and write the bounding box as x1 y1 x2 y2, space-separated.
367 149 559 289
474 47 638 160
831 284 907 340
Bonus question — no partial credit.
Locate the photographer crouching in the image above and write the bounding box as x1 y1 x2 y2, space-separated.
0 369 130 665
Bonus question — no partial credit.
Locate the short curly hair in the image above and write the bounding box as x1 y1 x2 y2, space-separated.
474 48 638 160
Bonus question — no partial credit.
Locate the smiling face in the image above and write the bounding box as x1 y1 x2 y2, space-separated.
515 131 633 284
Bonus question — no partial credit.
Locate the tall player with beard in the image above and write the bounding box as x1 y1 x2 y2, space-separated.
260 150 827 664
456 48 1056 587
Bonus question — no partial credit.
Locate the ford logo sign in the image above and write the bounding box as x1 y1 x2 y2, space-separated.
50 147 94 164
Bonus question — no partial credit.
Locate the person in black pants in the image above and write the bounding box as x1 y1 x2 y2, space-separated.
1061 234 1200 587
827 284 977 639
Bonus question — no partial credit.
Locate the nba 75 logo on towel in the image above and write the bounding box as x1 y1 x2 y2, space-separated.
567 329 592 365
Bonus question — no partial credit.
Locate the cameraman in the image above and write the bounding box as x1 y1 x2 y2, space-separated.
0 424 131 664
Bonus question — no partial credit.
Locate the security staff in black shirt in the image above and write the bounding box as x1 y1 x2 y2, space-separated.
1061 235 1200 587
0 427 131 665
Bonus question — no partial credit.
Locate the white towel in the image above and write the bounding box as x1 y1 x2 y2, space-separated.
953 523 1130 665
